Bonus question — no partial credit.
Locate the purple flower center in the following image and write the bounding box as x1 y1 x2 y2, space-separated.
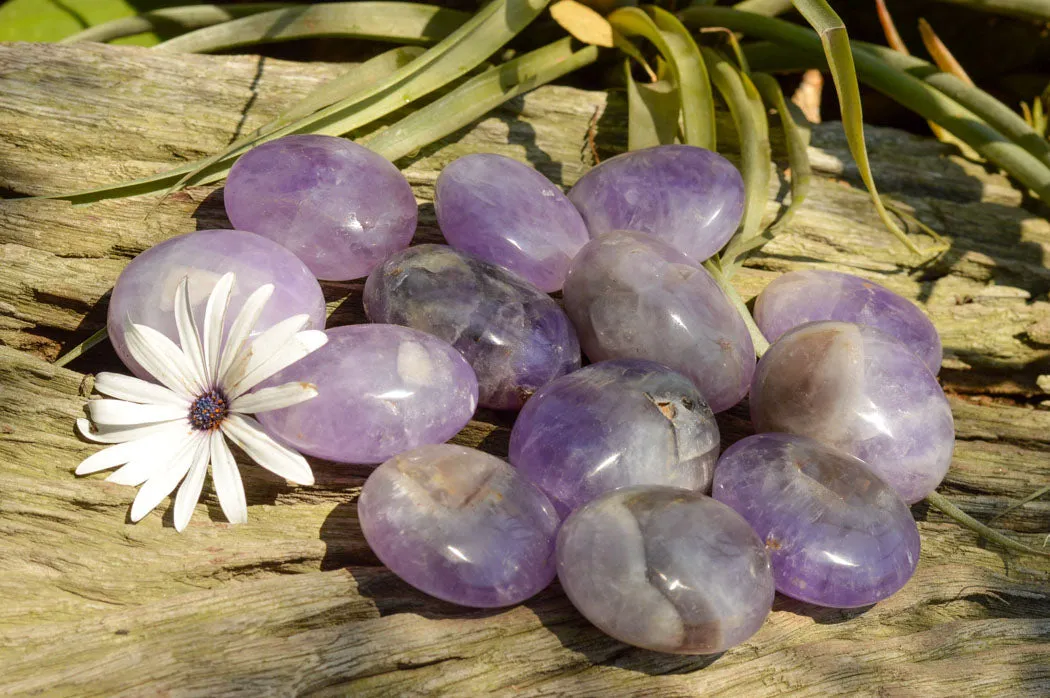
189 390 228 431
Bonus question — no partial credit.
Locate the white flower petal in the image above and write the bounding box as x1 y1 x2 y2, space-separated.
77 418 193 444
129 434 206 523
221 414 314 485
203 272 235 385
221 314 308 393
93 372 190 407
174 276 209 387
106 429 191 486
230 381 318 414
225 330 327 399
87 399 187 426
124 320 204 398
211 432 247 525
173 438 211 532
75 427 180 475
217 283 273 382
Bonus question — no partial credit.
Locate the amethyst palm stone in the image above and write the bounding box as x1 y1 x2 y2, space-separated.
363 244 580 410
750 322 954 503
563 230 755 412
509 359 720 517
107 229 326 381
224 134 417 281
754 269 942 373
434 153 589 292
258 325 478 464
359 444 560 608
567 144 745 262
557 486 774 654
714 433 921 608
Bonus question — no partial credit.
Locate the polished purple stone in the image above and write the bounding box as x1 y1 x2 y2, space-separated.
363 244 580 410
509 359 720 517
358 444 560 608
107 229 326 381
224 135 417 281
434 153 589 292
750 322 954 503
567 144 745 262
258 325 478 464
713 433 921 608
556 486 774 654
754 269 942 373
563 230 755 412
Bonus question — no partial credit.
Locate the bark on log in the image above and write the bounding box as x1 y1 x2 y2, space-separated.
0 42 1048 695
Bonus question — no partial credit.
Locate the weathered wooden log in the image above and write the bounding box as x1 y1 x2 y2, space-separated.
0 42 1048 695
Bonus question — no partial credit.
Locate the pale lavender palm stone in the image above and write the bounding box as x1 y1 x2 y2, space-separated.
363 244 580 410
107 229 326 381
258 325 478 464
224 134 417 281
714 433 921 608
358 444 560 608
556 486 774 654
754 269 942 373
750 321 954 503
567 144 745 262
509 359 719 517
434 153 589 292
563 230 755 412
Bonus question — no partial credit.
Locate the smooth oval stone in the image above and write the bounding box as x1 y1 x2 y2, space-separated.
563 230 755 412
224 134 417 281
509 359 720 517
108 229 326 381
257 325 478 464
714 433 921 608
750 321 954 503
754 269 942 374
557 486 774 654
434 153 589 292
363 244 581 410
359 444 560 608
567 144 745 262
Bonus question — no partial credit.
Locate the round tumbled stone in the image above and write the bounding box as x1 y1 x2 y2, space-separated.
224 134 417 281
434 153 589 292
563 230 755 412
509 359 719 517
107 228 326 381
364 244 580 410
567 144 745 263
257 325 478 464
359 444 560 608
754 269 942 373
750 321 954 503
714 433 921 608
556 486 774 654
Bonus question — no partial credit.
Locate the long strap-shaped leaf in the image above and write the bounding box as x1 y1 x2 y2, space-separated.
726 72 812 262
609 6 715 150
43 0 547 204
928 0 1050 21
36 47 419 204
703 47 771 274
682 6 1050 228
735 38 1050 207
60 3 295 44
364 38 599 161
153 2 469 53
625 60 679 151
789 0 919 254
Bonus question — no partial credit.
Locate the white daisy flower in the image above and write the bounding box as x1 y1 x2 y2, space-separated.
75 272 327 532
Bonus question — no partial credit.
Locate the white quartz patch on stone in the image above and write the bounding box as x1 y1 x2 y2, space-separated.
397 341 434 385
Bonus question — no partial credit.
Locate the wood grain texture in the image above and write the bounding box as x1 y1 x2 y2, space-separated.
0 42 1048 696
